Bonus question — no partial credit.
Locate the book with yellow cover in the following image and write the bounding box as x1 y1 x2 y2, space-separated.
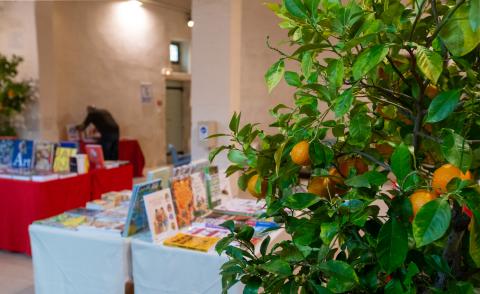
163 232 219 252
53 147 77 172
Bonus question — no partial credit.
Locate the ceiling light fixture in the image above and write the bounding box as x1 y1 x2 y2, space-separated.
187 15 194 28
129 0 143 7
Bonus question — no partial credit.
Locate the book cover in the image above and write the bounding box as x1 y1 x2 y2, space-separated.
75 154 89 174
53 147 77 173
34 141 55 171
59 141 79 150
205 166 221 209
37 213 88 230
171 177 195 228
219 169 233 198
163 232 219 252
0 139 14 167
123 179 162 237
67 208 101 218
11 140 34 169
213 198 266 217
65 124 80 141
85 144 105 169
191 172 208 216
146 166 172 189
144 189 178 243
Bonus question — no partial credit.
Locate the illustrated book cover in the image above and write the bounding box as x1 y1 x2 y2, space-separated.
0 139 14 167
144 188 178 243
171 177 195 228
205 166 221 208
34 141 55 171
11 139 34 169
123 179 162 237
85 144 105 169
191 172 208 216
163 232 219 252
146 166 172 189
53 147 77 173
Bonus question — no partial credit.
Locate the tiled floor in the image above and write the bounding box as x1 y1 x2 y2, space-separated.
0 251 34 294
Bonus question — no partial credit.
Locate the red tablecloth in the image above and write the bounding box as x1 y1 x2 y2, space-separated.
118 139 145 177
0 174 91 254
0 165 134 254
90 164 133 200
79 139 145 177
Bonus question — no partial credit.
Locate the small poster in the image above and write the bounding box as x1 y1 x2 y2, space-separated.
144 189 178 243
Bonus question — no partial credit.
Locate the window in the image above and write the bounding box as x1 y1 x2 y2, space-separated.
169 42 180 64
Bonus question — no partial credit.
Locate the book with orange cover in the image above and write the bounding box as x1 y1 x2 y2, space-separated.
171 177 195 228
163 232 219 252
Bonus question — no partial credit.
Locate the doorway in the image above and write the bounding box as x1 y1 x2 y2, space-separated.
165 80 191 155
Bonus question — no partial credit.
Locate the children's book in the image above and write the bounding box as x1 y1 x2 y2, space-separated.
34 141 55 171
219 169 233 198
37 213 88 230
10 140 34 169
85 144 105 169
66 208 101 218
146 166 172 189
205 166 221 209
0 139 14 167
53 147 77 173
123 179 162 237
163 232 219 252
144 189 178 243
171 177 195 228
191 172 208 216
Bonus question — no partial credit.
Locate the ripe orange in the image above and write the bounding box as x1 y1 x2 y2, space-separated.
307 168 344 198
409 190 438 217
425 84 439 99
290 140 310 166
338 156 368 178
431 164 472 194
247 174 267 199
7 89 14 98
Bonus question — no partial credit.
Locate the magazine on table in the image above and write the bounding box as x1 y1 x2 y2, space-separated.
171 177 195 228
34 141 55 171
11 139 34 169
123 179 162 237
36 213 88 230
163 232 220 252
144 188 178 243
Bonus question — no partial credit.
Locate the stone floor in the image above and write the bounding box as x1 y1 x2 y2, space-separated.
0 251 34 294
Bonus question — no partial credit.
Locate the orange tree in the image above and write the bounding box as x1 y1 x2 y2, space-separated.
210 0 480 292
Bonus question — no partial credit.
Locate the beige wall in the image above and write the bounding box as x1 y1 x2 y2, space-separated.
35 0 191 167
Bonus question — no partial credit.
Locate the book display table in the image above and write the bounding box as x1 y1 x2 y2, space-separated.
118 139 145 177
0 165 133 254
131 230 289 294
0 174 91 254
29 224 130 294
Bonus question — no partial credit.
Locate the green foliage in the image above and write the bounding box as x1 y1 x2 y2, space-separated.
0 54 34 136
212 0 480 292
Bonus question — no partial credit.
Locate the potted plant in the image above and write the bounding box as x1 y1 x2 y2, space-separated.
211 0 480 292
0 54 34 136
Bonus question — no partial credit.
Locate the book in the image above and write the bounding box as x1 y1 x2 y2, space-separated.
163 232 219 252
37 213 88 230
205 166 221 208
0 139 14 167
144 189 178 243
146 166 172 189
171 177 195 228
86 199 116 211
219 169 233 198
66 208 101 218
123 179 163 237
213 198 266 217
85 144 105 169
191 172 208 216
10 140 34 169
75 154 89 174
34 141 55 171
190 159 209 173
53 147 77 173
59 141 79 150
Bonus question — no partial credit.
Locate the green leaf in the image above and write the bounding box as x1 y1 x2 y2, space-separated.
352 44 389 80
390 143 414 189
209 145 227 162
385 279 403 294
334 88 354 117
216 235 235 254
260 258 292 277
237 225 255 242
284 193 321 209
310 142 334 166
441 129 472 172
413 198 451 247
320 222 339 244
284 0 308 19
229 112 241 133
415 46 443 84
470 215 480 267
439 6 480 56
348 112 372 147
425 90 460 123
260 235 271 256
285 71 302 87
318 260 359 293
345 171 387 188
301 52 313 78
377 219 408 274
265 60 285 93
243 278 261 294
304 0 320 18
327 59 344 89
469 0 480 31
227 150 248 166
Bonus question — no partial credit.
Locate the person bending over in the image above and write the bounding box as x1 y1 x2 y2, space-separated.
77 105 119 160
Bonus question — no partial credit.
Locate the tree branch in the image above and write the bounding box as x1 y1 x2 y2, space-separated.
361 82 415 102
386 56 411 88
352 149 391 171
427 0 466 47
409 0 428 41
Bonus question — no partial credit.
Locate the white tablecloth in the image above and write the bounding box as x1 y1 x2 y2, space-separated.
29 224 131 294
131 230 289 294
